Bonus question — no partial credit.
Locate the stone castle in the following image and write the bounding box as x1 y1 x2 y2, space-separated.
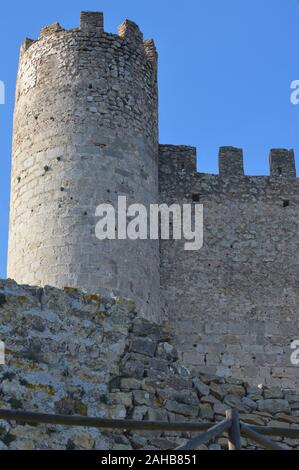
7 12 299 388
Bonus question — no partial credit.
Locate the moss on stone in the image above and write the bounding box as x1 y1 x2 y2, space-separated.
74 402 88 416
25 383 56 397
115 297 135 311
4 348 14 356
17 295 28 305
14 359 43 372
84 293 101 303
64 287 80 295
154 395 165 407
96 311 106 321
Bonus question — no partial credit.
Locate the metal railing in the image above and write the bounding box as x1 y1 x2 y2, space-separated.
0 408 297 450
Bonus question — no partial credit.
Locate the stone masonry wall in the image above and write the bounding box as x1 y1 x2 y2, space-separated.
159 145 299 388
6 10 299 434
8 12 160 322
0 280 299 450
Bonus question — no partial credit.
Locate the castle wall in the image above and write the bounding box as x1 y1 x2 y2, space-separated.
7 13 160 322
7 11 299 391
160 145 299 388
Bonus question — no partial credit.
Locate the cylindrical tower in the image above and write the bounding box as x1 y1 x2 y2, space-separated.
8 12 160 321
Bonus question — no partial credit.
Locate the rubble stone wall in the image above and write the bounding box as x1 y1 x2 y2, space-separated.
0 280 299 450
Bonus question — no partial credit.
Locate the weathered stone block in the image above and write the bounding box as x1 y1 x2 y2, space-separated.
130 338 157 357
165 400 199 418
192 377 210 397
257 399 290 414
199 403 214 421
120 378 141 391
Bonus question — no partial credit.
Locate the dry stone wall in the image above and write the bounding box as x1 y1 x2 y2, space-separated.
0 280 299 450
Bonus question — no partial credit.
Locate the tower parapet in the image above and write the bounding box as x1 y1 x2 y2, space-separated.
159 145 197 180
80 11 104 33
40 22 64 38
144 40 158 65
118 20 144 46
269 148 296 178
219 146 244 178
160 145 297 180
21 38 35 53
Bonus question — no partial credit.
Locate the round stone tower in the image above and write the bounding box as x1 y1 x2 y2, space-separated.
8 12 160 321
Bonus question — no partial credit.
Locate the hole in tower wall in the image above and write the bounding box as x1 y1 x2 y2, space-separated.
192 194 200 203
278 167 283 176
283 200 290 208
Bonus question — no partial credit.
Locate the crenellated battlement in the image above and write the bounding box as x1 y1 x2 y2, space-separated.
269 148 296 178
159 144 297 180
19 11 157 71
40 22 64 38
159 144 197 178
219 146 244 177
20 37 36 53
80 11 104 33
144 39 158 64
16 11 158 143
118 19 144 46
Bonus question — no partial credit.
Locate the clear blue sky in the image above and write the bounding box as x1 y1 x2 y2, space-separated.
1 0 299 278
